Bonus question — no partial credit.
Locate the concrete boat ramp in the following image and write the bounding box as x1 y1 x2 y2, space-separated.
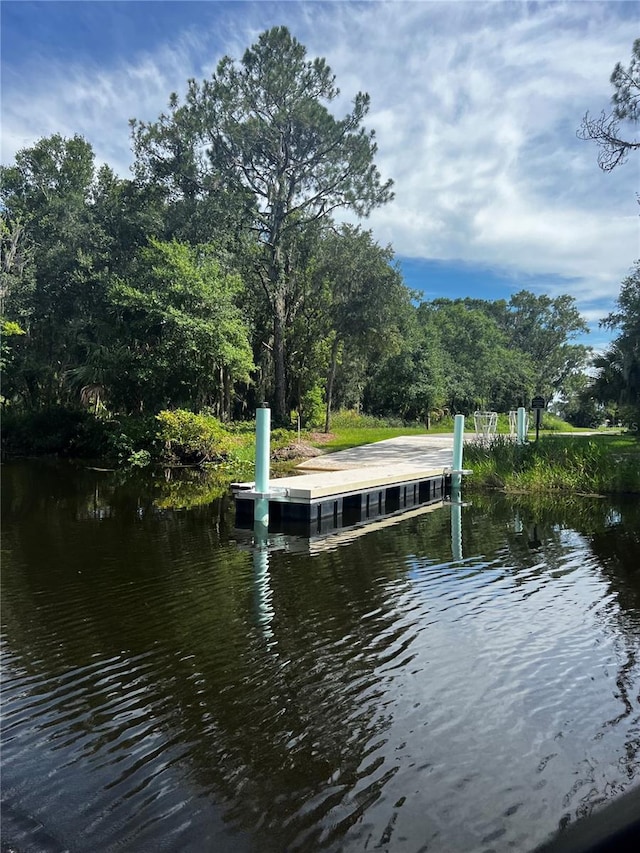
233 433 464 529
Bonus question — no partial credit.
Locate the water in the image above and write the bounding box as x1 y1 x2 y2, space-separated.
2 460 639 852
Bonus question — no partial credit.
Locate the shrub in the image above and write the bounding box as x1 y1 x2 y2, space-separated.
299 386 325 429
540 412 575 432
156 409 237 464
330 409 392 429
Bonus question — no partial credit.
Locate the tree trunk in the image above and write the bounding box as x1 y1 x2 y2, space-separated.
223 367 231 422
273 297 288 424
324 336 340 434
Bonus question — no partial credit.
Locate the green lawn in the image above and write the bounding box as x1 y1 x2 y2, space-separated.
315 424 429 453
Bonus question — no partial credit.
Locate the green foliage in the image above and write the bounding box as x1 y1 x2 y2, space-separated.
0 29 608 452
127 449 151 468
109 238 254 414
306 225 411 429
299 386 325 429
132 26 393 424
585 262 640 429
465 434 640 494
502 291 589 401
156 409 238 464
0 407 160 462
415 299 537 413
329 409 394 430
1 135 112 409
539 412 576 432
0 317 25 374
1 406 104 457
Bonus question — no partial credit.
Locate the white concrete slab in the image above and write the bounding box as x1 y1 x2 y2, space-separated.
296 433 460 471
266 463 446 501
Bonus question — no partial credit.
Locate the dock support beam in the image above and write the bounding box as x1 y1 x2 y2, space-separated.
254 404 270 523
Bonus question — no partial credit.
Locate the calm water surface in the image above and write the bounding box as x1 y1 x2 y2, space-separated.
2 460 640 852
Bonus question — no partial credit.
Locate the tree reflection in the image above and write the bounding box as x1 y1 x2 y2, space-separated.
2 462 640 851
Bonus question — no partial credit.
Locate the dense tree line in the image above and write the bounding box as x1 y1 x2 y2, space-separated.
2 26 634 443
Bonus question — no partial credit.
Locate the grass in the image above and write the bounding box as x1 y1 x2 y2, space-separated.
318 424 428 452
464 433 640 495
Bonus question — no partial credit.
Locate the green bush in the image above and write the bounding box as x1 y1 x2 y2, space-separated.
540 412 575 432
330 409 394 430
300 386 325 429
101 415 157 464
156 409 237 464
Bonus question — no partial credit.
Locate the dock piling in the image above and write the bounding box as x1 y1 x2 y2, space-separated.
452 414 465 490
254 403 271 523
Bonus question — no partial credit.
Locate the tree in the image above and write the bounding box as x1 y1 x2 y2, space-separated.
364 304 446 422
590 261 640 423
132 26 393 423
552 370 603 428
306 225 409 431
108 239 254 415
1 135 110 408
499 291 589 402
424 299 536 412
578 38 640 171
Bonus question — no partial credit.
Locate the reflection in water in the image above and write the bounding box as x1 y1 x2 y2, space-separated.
1 461 640 852
252 514 275 646
450 487 463 562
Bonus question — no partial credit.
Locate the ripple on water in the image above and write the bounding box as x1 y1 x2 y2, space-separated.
2 482 640 853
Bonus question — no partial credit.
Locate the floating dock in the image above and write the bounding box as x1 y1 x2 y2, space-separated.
232 462 453 530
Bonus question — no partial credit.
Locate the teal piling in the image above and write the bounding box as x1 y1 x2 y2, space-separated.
254 403 270 524
254 497 269 527
255 403 270 495
452 414 465 490
516 406 526 445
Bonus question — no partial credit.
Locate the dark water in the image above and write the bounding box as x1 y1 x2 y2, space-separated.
2 460 640 853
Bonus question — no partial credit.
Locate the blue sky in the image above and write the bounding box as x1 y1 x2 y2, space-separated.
2 1 638 351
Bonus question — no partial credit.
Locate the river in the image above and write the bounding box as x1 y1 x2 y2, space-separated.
1 460 639 852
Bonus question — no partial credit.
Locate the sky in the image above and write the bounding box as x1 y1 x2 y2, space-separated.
1 1 638 351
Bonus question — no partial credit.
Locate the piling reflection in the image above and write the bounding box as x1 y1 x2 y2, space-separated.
450 487 463 562
252 513 275 645
2 461 640 852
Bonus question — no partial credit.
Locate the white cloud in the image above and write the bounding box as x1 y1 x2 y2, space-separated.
1 0 637 317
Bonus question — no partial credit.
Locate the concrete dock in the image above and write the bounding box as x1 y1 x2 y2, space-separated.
295 433 458 472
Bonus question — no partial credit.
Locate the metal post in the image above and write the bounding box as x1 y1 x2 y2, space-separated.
517 406 526 446
452 414 465 490
255 403 270 495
